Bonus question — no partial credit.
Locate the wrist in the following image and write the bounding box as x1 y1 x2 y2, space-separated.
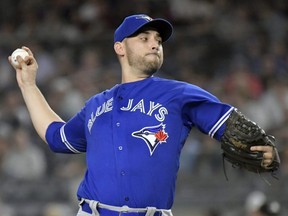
19 83 38 93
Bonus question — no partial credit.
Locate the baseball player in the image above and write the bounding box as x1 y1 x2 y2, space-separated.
9 14 279 216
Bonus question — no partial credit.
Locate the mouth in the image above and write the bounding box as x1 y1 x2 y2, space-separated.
146 53 160 59
132 131 141 137
146 53 160 57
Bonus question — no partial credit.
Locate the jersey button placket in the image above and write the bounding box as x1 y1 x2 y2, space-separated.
115 86 131 205
116 123 122 151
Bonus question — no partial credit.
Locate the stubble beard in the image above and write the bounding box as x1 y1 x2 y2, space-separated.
127 52 163 77
141 59 162 76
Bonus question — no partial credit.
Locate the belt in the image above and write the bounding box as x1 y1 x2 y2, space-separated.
81 199 171 216
82 202 162 215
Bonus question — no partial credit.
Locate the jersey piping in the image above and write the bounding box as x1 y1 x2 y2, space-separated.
209 107 234 138
60 125 81 153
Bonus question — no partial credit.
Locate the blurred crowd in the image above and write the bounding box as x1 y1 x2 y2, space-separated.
0 0 288 215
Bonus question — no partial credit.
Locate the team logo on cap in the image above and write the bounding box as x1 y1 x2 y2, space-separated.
135 15 153 21
132 123 168 155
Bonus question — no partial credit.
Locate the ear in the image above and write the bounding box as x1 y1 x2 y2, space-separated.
114 42 125 56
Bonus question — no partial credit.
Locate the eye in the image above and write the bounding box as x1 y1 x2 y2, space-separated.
140 36 148 41
143 130 150 135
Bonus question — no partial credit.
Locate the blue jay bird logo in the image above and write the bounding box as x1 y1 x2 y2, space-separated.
132 123 169 155
135 15 153 21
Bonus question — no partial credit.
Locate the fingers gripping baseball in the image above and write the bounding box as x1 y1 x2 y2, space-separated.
8 46 38 88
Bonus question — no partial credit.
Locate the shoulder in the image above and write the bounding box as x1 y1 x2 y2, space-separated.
152 77 222 105
151 77 211 94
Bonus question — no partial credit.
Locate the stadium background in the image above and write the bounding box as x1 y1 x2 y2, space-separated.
0 0 287 215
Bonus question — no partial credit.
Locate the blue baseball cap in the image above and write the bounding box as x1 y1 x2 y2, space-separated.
114 14 173 43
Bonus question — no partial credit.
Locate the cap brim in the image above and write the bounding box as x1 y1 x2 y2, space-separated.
131 19 173 42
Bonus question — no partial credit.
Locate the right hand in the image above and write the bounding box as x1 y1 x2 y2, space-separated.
8 46 38 89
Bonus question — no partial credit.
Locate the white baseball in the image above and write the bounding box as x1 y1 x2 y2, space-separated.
11 48 29 68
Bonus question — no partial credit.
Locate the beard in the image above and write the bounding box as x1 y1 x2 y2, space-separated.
126 47 163 76
139 57 162 76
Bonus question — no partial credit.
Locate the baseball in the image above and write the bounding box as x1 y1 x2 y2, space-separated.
11 48 29 68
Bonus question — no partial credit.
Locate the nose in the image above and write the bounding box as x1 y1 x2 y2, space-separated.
151 40 160 51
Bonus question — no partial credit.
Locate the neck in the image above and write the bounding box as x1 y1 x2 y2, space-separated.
121 74 151 83
121 66 153 83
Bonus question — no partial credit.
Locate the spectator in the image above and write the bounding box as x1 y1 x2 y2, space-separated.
1 127 47 180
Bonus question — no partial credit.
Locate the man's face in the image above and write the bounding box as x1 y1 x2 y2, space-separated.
123 28 164 76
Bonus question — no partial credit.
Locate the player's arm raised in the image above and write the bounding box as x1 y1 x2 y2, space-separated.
8 46 64 143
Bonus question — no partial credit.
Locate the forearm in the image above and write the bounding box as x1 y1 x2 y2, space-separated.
20 84 64 143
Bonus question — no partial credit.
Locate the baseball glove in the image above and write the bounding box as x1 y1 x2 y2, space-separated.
220 109 280 176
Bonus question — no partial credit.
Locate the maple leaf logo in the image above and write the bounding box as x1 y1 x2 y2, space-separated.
155 130 168 142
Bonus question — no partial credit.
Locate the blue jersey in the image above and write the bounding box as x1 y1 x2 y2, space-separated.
46 76 233 209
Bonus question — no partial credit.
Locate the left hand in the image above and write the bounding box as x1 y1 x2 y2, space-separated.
250 145 275 168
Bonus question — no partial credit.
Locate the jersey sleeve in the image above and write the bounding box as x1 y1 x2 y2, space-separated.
45 108 87 154
181 84 234 140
